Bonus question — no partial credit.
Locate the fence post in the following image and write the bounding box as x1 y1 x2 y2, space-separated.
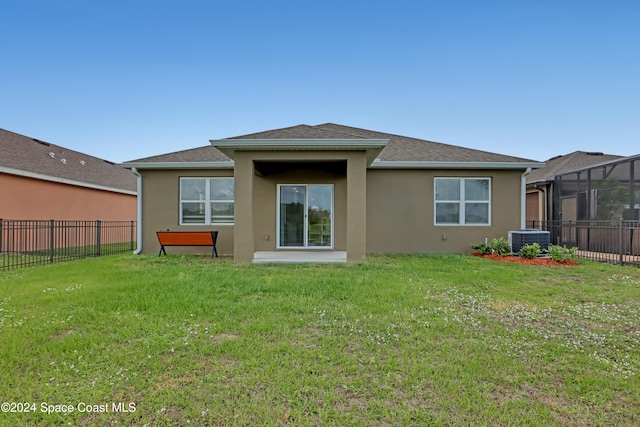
95 220 102 256
130 220 135 251
619 218 624 265
568 219 573 248
0 218 3 254
49 219 55 264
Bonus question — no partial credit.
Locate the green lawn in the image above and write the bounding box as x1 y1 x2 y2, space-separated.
1 254 639 426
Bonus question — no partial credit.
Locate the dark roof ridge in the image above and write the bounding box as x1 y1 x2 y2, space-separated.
226 124 313 139
547 150 607 162
226 124 361 140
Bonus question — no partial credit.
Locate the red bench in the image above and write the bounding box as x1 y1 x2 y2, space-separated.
156 230 218 258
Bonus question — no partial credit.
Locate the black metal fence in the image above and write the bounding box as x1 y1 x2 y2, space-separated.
527 220 640 267
0 219 137 270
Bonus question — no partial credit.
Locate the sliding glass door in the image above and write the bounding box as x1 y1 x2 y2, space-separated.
278 184 333 248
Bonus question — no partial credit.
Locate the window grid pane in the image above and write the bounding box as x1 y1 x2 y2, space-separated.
210 178 234 201
464 203 489 224
435 179 460 200
181 178 207 201
436 203 460 224
211 202 234 223
182 202 206 224
465 179 490 201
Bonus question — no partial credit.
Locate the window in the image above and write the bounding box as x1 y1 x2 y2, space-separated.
180 178 234 224
435 178 490 225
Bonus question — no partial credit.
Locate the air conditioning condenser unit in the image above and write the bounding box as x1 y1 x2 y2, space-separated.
508 230 550 254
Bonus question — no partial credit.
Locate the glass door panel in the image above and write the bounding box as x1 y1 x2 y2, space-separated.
279 185 305 247
307 185 332 247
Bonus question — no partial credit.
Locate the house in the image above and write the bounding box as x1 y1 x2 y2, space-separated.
525 151 623 224
0 128 137 220
552 154 640 222
121 123 543 262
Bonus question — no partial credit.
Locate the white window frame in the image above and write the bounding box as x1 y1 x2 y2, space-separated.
179 177 234 225
434 177 491 226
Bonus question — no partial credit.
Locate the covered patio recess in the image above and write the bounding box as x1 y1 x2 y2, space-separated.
210 138 387 263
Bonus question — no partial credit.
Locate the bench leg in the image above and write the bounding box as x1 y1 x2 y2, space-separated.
211 245 218 258
158 246 167 256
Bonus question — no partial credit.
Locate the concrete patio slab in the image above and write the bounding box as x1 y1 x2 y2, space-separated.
253 251 347 264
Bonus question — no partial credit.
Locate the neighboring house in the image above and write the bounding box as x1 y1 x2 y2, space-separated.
525 151 623 223
553 153 640 222
0 128 137 220
121 123 543 262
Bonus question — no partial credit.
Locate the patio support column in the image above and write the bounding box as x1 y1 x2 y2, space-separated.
346 152 367 262
234 152 254 262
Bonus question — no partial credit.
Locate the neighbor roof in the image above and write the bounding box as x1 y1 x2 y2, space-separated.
0 128 137 193
123 123 542 169
526 151 623 185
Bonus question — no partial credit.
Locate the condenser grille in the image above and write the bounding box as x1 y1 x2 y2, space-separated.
508 230 550 253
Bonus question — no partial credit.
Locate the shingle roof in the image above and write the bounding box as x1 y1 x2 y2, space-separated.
125 145 232 163
124 123 539 165
526 151 623 184
0 128 137 193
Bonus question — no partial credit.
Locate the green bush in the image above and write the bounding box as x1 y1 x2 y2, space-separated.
471 238 511 256
470 241 492 255
490 237 511 256
547 245 577 263
518 242 542 259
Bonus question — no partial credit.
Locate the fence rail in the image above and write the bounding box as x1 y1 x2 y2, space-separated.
527 220 640 267
0 219 137 270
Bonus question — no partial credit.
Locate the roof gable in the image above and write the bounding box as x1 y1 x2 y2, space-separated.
0 128 137 193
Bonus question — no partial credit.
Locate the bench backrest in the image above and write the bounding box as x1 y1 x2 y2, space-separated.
156 231 217 246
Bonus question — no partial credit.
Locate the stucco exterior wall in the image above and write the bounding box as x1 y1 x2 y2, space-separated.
137 165 526 258
138 169 235 256
366 169 524 253
0 173 136 221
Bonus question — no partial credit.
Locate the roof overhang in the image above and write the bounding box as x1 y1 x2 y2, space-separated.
120 161 235 170
210 138 388 166
370 160 545 170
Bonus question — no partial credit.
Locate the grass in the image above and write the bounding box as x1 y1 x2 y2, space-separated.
0 254 639 426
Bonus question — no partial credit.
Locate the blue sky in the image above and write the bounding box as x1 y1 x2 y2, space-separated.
2 0 638 163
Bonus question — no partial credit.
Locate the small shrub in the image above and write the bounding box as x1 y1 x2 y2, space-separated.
489 238 511 256
518 243 542 259
470 241 492 255
547 245 577 263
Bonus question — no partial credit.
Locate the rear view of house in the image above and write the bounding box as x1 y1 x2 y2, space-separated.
122 124 543 262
